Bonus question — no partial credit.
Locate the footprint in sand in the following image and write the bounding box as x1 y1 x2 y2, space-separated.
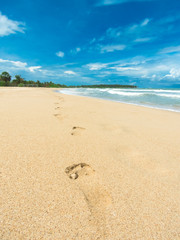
65 163 112 238
65 163 95 179
53 113 63 120
54 113 60 117
65 163 112 210
71 126 85 136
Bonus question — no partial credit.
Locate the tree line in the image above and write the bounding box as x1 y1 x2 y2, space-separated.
0 72 67 88
71 84 137 88
0 71 137 88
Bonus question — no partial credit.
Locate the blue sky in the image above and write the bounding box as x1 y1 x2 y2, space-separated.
0 0 180 87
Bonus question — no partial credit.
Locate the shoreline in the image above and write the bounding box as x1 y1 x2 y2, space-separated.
1 87 180 239
58 89 180 113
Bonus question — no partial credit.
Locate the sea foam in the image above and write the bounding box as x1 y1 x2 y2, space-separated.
60 88 180 112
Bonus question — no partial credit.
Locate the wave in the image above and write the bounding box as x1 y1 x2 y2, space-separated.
108 90 143 96
158 93 180 99
59 88 180 113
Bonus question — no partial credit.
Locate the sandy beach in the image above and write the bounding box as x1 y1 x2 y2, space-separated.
0 87 180 240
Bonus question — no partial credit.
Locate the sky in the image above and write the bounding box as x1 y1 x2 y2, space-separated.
0 0 180 87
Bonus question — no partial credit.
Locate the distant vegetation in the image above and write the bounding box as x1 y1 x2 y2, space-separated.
0 72 67 88
70 84 137 88
0 71 137 88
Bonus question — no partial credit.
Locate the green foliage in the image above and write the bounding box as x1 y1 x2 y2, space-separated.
0 72 11 85
13 75 25 85
0 71 137 88
71 84 137 88
0 80 6 86
18 83 24 87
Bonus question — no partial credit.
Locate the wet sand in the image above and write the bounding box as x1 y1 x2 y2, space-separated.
0 87 180 239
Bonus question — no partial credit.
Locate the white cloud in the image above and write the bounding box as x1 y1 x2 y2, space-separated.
56 51 65 58
163 68 180 79
0 57 81 81
141 18 151 26
106 28 121 38
100 44 126 53
28 66 42 72
0 58 27 68
76 47 81 52
70 47 81 55
96 0 153 6
159 45 180 54
90 17 154 52
0 58 43 74
86 63 107 70
64 70 76 75
111 66 140 71
0 12 25 37
134 37 152 42
84 52 180 83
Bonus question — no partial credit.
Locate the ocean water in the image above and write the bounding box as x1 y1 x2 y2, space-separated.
59 88 180 112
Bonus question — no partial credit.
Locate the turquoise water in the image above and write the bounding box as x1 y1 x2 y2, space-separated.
60 88 180 112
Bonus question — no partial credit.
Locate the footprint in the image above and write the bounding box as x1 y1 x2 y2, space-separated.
54 113 63 120
65 163 111 208
54 113 60 117
71 126 85 136
65 163 112 238
65 163 95 179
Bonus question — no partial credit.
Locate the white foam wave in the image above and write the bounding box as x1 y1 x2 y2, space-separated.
158 93 180 99
59 88 180 113
108 90 143 96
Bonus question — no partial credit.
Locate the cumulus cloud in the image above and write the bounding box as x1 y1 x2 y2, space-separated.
56 51 65 58
86 63 107 70
0 58 43 74
0 12 25 37
163 68 180 79
28 66 42 72
100 44 126 53
64 70 76 75
0 58 27 68
84 51 180 83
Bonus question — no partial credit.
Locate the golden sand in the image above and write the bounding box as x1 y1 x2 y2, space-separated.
0 87 180 239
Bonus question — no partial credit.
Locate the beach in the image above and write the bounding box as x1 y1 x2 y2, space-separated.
0 87 180 239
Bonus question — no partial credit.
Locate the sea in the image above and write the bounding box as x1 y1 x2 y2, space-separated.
59 88 180 113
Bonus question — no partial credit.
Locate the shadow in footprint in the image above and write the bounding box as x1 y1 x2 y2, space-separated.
71 126 85 136
54 113 60 117
65 163 95 179
54 113 63 121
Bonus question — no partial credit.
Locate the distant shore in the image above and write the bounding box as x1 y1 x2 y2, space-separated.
1 87 180 239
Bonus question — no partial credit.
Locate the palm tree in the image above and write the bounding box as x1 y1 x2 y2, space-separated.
14 75 24 84
0 72 11 85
